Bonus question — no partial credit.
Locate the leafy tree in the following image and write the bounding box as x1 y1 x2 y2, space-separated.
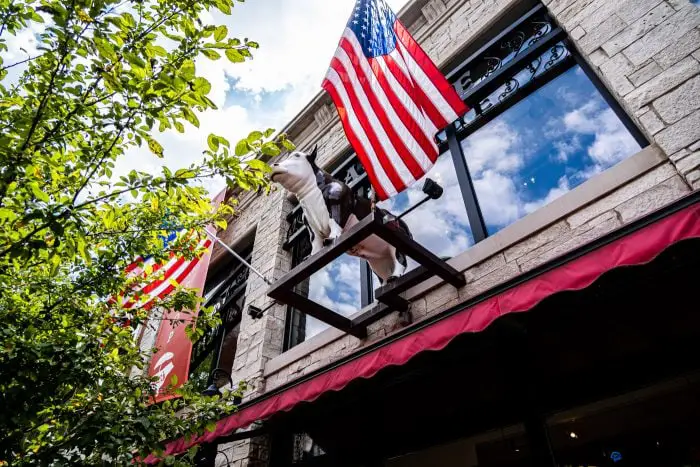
0 0 293 463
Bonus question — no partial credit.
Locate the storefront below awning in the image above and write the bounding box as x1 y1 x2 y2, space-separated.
145 192 700 463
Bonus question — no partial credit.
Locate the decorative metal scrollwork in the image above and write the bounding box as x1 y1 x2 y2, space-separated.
447 5 570 137
527 21 552 47
450 8 566 104
544 43 568 70
498 78 520 102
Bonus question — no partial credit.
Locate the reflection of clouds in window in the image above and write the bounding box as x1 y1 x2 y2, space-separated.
379 153 473 268
463 65 641 233
305 255 362 339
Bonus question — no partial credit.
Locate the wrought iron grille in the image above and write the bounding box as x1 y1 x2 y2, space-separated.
190 251 251 375
437 4 571 145
450 11 556 100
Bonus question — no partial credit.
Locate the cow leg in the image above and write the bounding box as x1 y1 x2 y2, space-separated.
310 231 325 255
387 247 407 282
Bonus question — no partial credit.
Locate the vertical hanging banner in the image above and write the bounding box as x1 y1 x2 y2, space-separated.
147 188 227 402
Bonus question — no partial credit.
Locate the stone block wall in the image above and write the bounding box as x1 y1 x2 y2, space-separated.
544 0 700 188
211 188 292 467
204 0 700 464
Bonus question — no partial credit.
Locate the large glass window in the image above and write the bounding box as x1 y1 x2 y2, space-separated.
378 152 474 270
461 65 641 235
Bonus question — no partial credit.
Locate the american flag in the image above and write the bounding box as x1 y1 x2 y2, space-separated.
322 0 468 200
119 231 212 310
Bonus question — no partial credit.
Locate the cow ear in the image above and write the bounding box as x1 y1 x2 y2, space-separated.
307 145 318 165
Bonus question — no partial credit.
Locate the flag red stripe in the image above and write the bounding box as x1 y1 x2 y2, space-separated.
383 53 448 138
368 56 439 163
328 61 407 193
153 250 207 301
122 240 211 309
322 79 389 200
393 20 468 117
336 43 424 180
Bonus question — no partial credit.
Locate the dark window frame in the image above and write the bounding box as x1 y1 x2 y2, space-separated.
189 246 253 388
281 2 648 350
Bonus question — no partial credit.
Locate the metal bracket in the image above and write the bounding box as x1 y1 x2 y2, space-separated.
267 211 465 338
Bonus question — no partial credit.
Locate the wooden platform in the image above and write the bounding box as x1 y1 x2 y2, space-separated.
266 210 465 338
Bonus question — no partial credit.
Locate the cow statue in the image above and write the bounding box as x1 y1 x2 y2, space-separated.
270 147 412 283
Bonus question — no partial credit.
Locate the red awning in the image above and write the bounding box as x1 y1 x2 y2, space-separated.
145 198 700 462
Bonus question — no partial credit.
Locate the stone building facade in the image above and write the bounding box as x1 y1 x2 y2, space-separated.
143 0 700 465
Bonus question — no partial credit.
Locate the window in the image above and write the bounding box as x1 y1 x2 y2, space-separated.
461 65 641 235
282 3 647 347
440 3 647 241
378 151 474 271
189 244 252 392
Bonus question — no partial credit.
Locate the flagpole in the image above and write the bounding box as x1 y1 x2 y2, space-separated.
203 229 272 286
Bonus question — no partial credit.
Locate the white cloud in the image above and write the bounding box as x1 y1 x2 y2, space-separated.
553 136 581 162
523 175 570 214
460 120 524 176
559 98 640 169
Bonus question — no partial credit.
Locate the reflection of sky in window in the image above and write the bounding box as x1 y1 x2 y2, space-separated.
304 255 362 340
462 65 641 234
378 152 474 270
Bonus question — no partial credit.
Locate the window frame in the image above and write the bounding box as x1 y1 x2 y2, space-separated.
188 246 253 388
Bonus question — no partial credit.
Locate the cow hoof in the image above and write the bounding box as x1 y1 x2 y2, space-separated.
322 238 335 247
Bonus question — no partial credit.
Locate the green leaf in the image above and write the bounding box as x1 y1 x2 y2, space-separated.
247 131 263 143
235 140 249 157
264 128 276 138
30 183 49 202
201 49 221 60
205 421 217 432
261 143 281 157
214 25 228 42
147 138 164 158
225 49 245 63
214 219 227 230
182 108 200 128
207 134 219 152
216 0 232 14
246 159 272 173
181 60 196 79
281 139 296 151
192 77 211 95
170 374 178 386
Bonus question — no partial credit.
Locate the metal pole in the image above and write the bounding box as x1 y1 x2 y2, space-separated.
203 229 272 286
446 122 489 243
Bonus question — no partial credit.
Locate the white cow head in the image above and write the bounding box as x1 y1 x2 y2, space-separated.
270 147 318 198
